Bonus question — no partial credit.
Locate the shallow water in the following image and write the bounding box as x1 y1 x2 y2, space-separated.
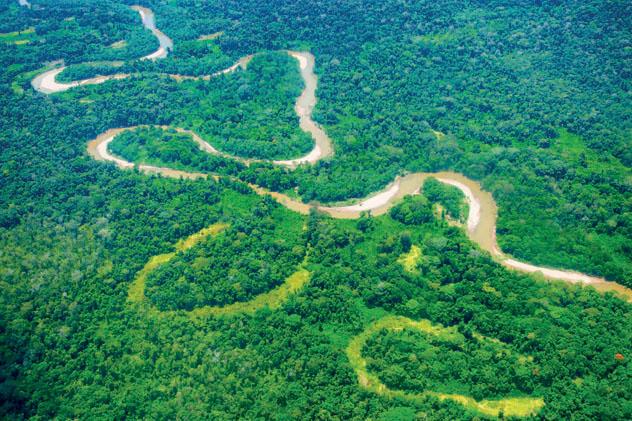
131 6 173 60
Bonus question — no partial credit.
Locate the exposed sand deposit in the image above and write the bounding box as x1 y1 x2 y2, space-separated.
32 5 172 94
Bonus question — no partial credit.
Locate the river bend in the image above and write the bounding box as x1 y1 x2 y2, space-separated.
31 6 631 301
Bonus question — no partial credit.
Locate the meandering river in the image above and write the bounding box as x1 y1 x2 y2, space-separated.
130 6 173 60
34 7 631 301
31 5 173 93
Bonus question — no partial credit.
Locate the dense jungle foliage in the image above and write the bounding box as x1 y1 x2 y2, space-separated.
109 126 296 191
422 178 469 222
1 0 631 419
108 53 313 160
364 328 537 401
145 202 306 311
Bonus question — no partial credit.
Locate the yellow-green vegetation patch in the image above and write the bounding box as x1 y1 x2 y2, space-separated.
109 40 127 49
127 222 228 304
412 27 476 45
430 129 446 140
0 27 35 44
432 203 461 227
397 244 421 273
197 32 224 41
481 281 501 296
127 252 172 303
188 267 310 317
346 316 544 417
128 221 310 317
0 27 35 37
175 223 227 251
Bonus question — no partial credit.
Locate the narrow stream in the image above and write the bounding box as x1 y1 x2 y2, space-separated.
31 5 173 93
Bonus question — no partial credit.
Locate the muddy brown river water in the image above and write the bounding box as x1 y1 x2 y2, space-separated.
33 6 631 301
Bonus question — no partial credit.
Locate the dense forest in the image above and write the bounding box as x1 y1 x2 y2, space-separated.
145 200 306 311
423 178 469 223
364 326 539 401
1 0 631 419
